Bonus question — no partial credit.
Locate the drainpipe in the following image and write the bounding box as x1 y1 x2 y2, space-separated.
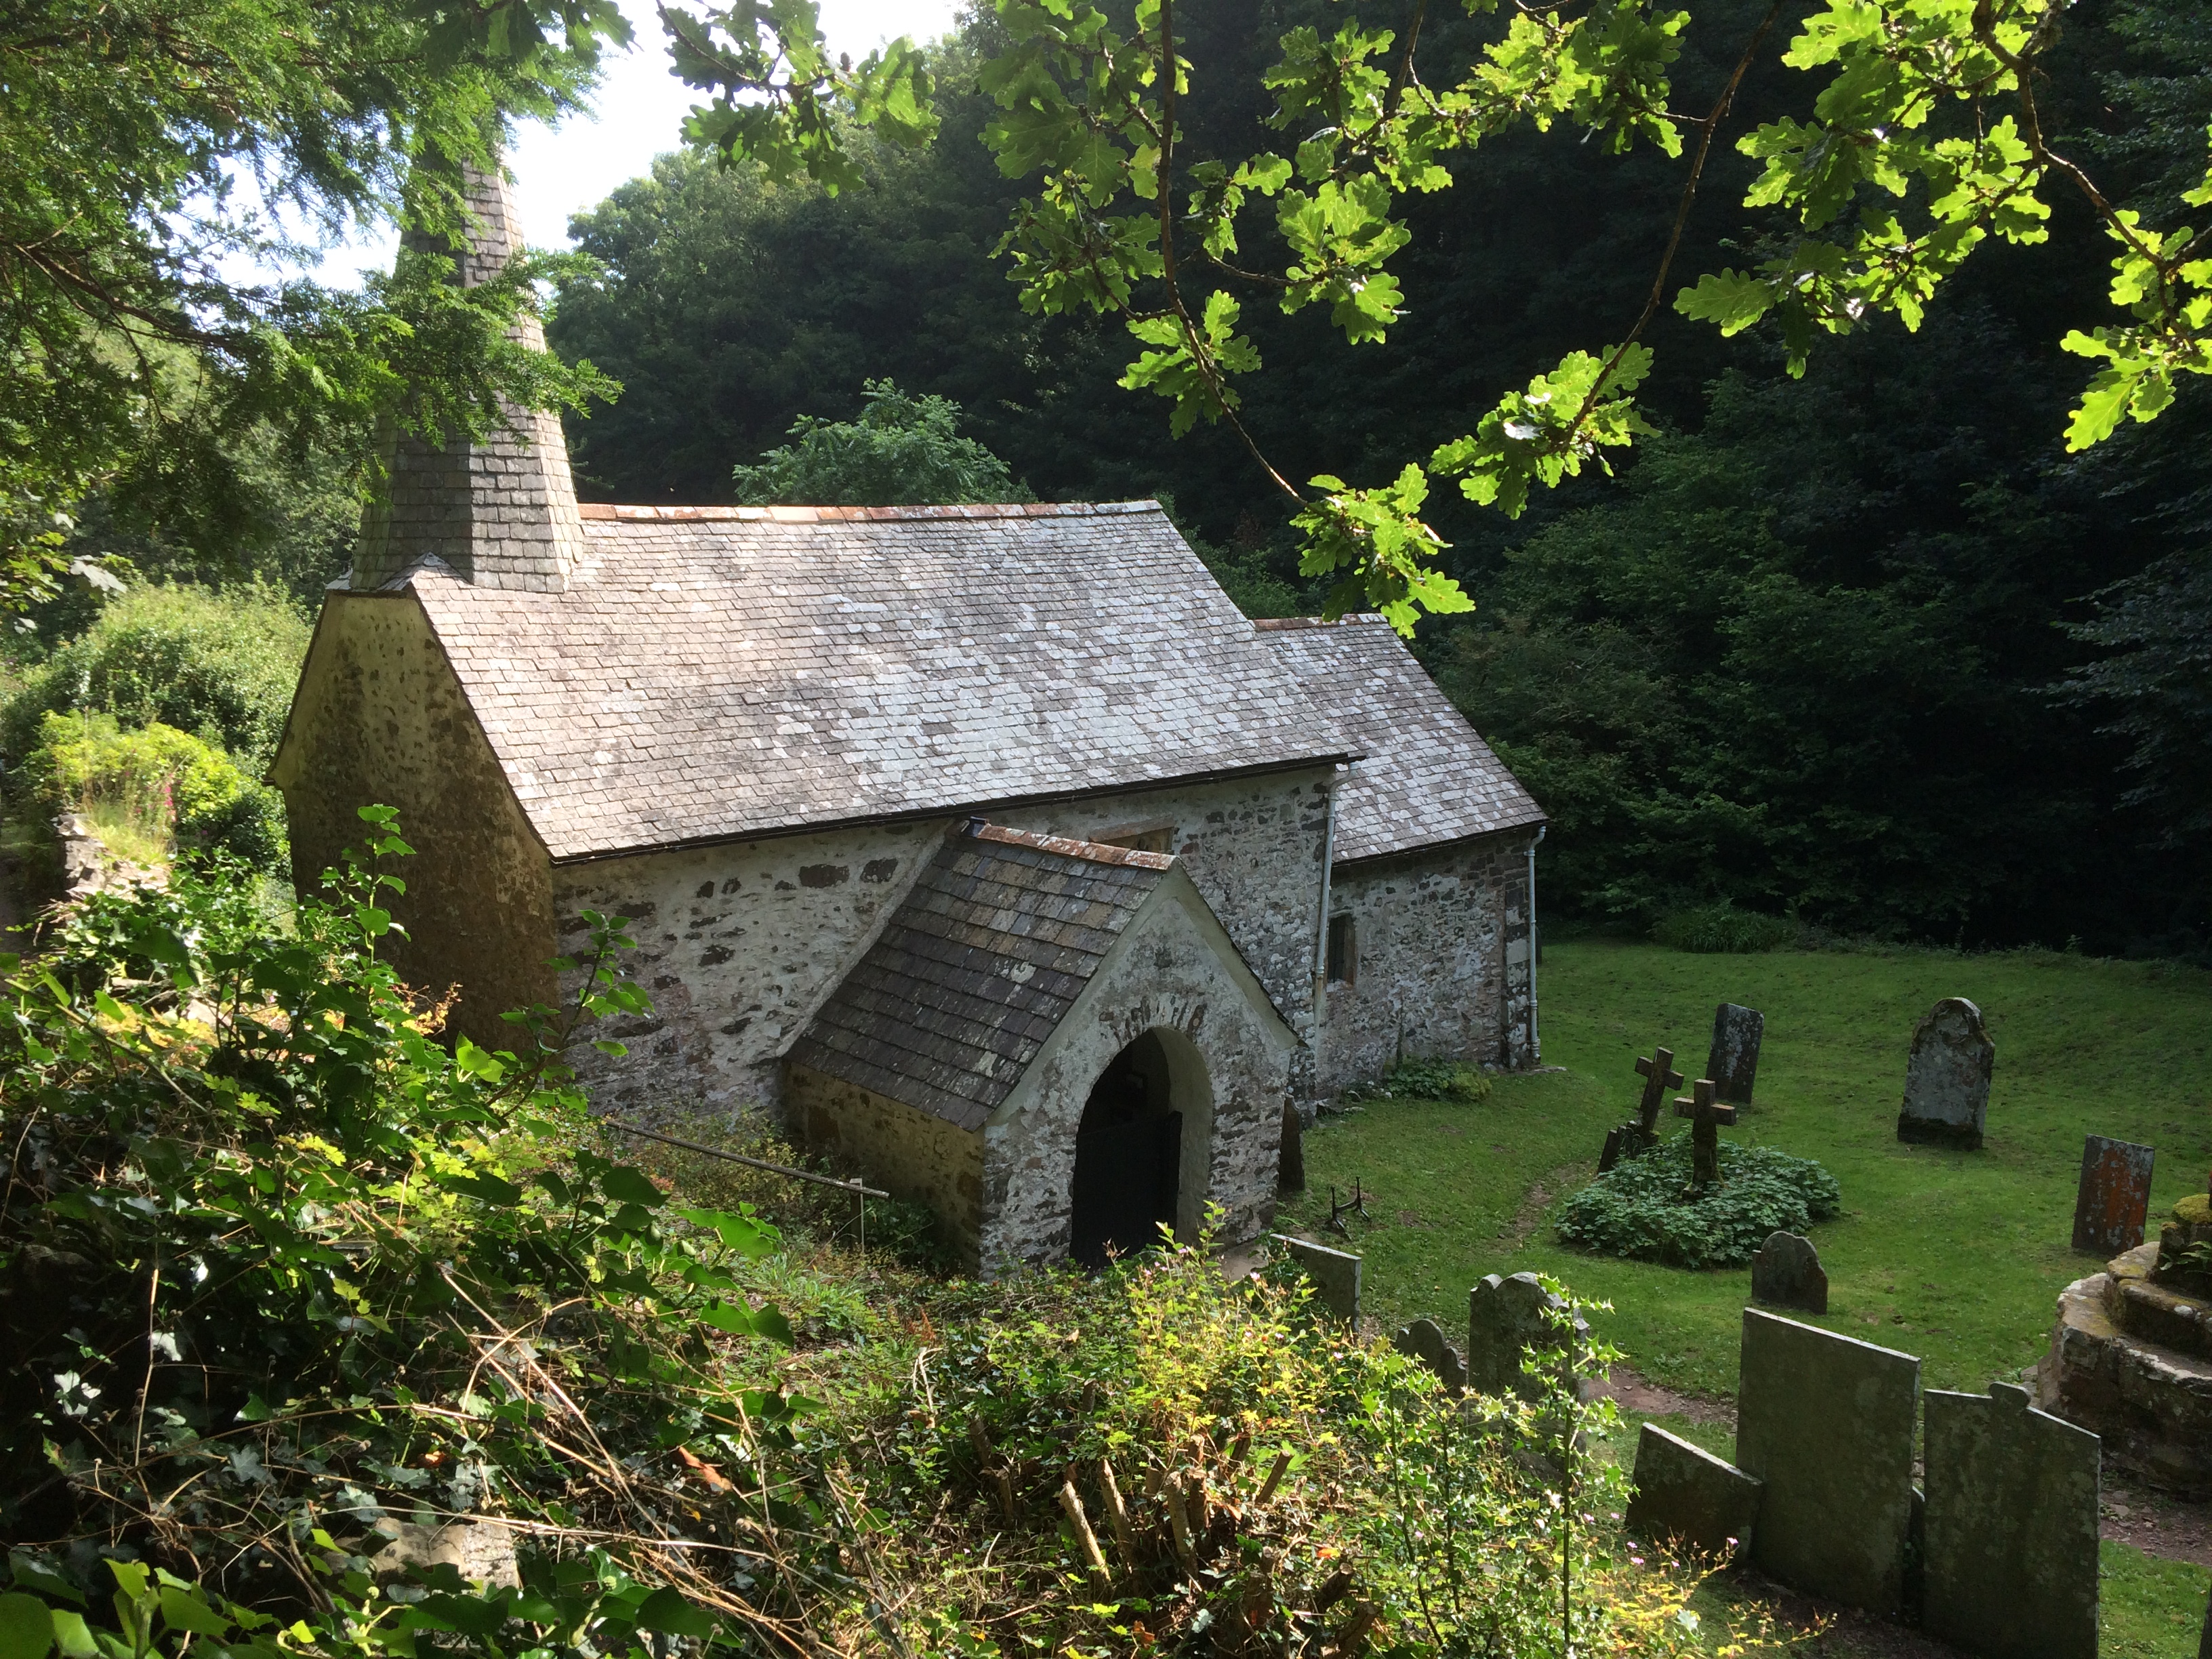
1525 825 1546 1065
1311 770 1340 1027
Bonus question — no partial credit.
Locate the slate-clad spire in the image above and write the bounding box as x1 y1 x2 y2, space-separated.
350 162 584 593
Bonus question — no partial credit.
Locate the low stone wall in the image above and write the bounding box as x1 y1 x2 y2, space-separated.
2035 1243 2212 1496
785 1062 985 1267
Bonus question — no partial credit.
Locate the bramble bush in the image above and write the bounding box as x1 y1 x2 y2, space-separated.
1650 904 1801 956
18 712 286 873
1556 1139 1842 1269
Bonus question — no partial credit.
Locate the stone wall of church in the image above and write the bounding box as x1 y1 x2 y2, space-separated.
1315 830 1540 1097
553 766 1336 1125
785 1064 985 1265
979 889 1293 1276
271 594 556 1048
552 819 948 1118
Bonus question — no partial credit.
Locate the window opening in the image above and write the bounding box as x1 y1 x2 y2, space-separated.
1326 914 1357 984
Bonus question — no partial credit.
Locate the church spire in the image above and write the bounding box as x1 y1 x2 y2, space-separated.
350 161 585 594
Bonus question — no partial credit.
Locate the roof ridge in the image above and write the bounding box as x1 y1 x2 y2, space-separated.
577 500 1163 523
1252 613 1390 631
967 819 1175 870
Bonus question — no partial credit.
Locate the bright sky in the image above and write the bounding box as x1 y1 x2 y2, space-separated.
302 0 962 285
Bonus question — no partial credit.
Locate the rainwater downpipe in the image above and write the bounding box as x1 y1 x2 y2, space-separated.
1525 825 1546 1065
1311 770 1341 1027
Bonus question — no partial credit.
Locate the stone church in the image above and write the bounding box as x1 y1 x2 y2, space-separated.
270 168 1546 1274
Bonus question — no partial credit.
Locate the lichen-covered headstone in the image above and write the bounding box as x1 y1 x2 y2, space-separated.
1624 1424 1762 1559
1750 1231 1828 1315
1736 1309 1919 1616
1706 1004 1763 1109
1897 998 1996 1149
1393 1317 1467 1394
1273 1233 1360 1323
2072 1136 2156 1254
1467 1271 1584 1398
1923 1381 2099 1659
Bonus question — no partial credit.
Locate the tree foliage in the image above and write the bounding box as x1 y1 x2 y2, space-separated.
729 380 1029 506
0 0 626 616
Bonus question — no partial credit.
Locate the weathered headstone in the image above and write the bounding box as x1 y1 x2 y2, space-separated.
1393 1317 1467 1394
1624 1424 1762 1559
1922 1381 2099 1659
1706 1004 1763 1109
2199 1574 2211 1659
1750 1231 1828 1315
1467 1271 1585 1398
1674 1078 1738 1192
1896 998 1996 1149
2072 1135 2156 1254
1273 1234 1360 1323
1736 1308 1920 1616
1277 1100 1305 1191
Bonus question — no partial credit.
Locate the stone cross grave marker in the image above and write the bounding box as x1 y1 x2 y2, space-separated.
1467 1271 1584 1399
1624 1423 1761 1560
2072 1135 2156 1254
1602 1045 1685 1173
1706 1004 1763 1108
1750 1230 1828 1314
1675 1078 1737 1192
1393 1317 1467 1395
1923 1380 2099 1659
1736 1308 1920 1618
1897 997 1996 1149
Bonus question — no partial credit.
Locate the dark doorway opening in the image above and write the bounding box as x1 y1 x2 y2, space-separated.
1069 1031 1183 1267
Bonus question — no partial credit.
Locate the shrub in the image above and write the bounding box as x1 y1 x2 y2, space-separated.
20 712 285 872
1346 1054 1495 1105
1555 1136 1841 1268
1 581 310 771
1652 901 1799 954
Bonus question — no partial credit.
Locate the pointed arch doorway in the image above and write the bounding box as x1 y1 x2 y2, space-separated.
1069 1028 1210 1267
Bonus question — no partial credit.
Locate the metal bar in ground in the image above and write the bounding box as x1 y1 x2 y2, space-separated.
603 1118 890 1198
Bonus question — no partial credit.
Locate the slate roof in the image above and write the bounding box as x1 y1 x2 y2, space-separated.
375 502 1351 862
1256 615 1544 865
785 823 1175 1130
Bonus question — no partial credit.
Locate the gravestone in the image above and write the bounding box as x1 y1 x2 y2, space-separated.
1273 1234 1360 1323
1706 1004 1763 1109
1467 1271 1585 1399
1897 998 1996 1149
1736 1308 1919 1616
1277 1100 1305 1191
1922 1382 2099 1659
2200 1575 2211 1659
1603 1045 1687 1170
1392 1317 1467 1394
1750 1231 1828 1315
2072 1136 2156 1254
1624 1424 1762 1559
1674 1078 1738 1192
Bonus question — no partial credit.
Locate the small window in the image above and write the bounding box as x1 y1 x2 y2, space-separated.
1326 914 1357 985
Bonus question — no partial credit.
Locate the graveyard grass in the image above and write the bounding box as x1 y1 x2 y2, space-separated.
1286 939 2212 1650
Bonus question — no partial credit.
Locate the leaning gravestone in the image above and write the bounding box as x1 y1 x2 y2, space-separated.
1736 1309 1919 1616
1467 1272 1585 1399
1706 1004 1763 1109
1277 1100 1305 1191
1922 1381 2098 1659
1897 998 1996 1149
1624 1424 1761 1559
2199 1575 2211 1659
2072 1136 2156 1254
1750 1231 1828 1315
1273 1234 1360 1324
1393 1317 1467 1394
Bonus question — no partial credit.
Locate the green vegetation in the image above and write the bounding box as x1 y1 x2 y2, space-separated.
1555 1140 1840 1270
730 380 1029 506
1290 939 2212 1400
1 838 1767 1659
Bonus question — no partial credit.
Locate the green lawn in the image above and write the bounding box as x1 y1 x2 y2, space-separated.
1284 939 2212 1653
1288 939 2212 1399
